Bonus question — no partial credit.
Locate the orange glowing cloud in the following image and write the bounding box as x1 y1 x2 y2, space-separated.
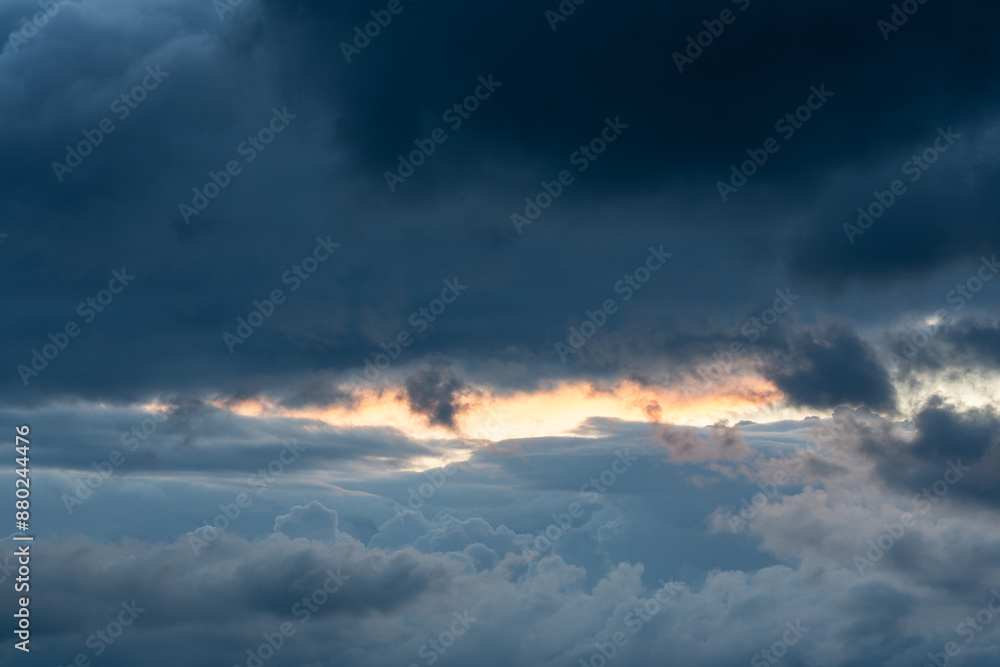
199 375 785 444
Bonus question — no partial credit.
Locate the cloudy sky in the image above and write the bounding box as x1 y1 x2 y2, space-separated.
3 0 1000 665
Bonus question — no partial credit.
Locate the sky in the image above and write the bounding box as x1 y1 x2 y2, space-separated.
3 0 1000 665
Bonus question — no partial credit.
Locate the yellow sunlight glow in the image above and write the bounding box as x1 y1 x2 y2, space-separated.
198 376 785 443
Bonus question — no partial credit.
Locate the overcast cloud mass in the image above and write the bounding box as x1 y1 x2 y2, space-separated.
3 0 1000 665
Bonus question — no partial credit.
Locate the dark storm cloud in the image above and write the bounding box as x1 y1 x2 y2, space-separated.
275 370 356 409
401 362 471 429
248 0 1000 288
820 400 1000 508
762 320 898 412
786 135 1000 289
255 0 999 193
940 318 1000 368
1 0 999 414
